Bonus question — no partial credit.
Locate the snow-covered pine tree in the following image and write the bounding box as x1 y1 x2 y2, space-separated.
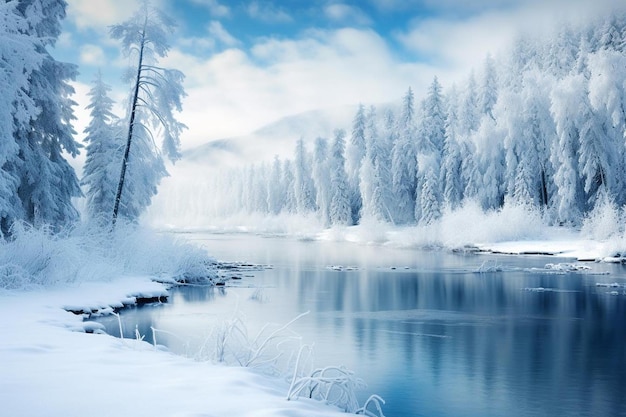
441 86 464 209
328 130 351 225
587 48 626 205
0 0 43 234
293 138 316 214
267 156 284 215
458 73 481 201
110 0 186 224
312 137 332 226
419 159 442 226
11 0 82 230
251 162 269 213
415 77 445 222
346 104 366 223
282 159 297 214
550 58 586 223
391 87 417 224
474 57 506 210
373 109 395 223
359 106 377 220
478 54 498 120
546 24 578 78
82 72 121 221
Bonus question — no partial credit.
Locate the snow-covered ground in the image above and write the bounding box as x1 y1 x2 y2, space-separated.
0 276 347 417
0 224 350 416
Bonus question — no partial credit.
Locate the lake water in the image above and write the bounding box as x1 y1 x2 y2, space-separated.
97 233 626 417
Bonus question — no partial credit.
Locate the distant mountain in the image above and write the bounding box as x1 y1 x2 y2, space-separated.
183 105 359 167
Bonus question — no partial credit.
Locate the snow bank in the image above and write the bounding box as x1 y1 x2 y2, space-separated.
0 278 347 417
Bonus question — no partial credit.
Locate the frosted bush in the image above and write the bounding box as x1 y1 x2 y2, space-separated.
0 221 216 290
199 311 306 376
287 345 385 416
439 200 545 247
288 364 366 413
581 197 622 241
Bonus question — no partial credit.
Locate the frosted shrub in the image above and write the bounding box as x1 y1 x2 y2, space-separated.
286 346 386 416
0 264 32 291
200 311 306 376
440 200 545 247
0 222 87 289
288 364 365 412
0 221 216 290
581 197 622 241
105 222 216 282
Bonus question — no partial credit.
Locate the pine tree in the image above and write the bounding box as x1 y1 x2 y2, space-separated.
550 73 585 224
346 104 366 223
312 137 332 226
479 54 498 119
359 106 377 220
441 86 464 209
475 58 506 210
391 87 417 224
0 0 43 234
282 160 297 213
328 130 351 225
110 0 186 225
82 72 120 220
586 47 626 205
415 77 445 222
293 138 316 213
10 0 82 230
456 73 482 202
419 162 442 225
267 156 284 215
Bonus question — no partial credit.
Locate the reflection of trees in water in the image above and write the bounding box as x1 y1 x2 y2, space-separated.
292 266 625 416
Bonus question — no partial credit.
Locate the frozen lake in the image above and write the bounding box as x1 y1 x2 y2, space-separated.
98 233 626 417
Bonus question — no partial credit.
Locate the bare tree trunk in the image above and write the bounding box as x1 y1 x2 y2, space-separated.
112 21 146 227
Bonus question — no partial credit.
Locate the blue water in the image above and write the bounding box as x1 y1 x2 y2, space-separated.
98 233 626 417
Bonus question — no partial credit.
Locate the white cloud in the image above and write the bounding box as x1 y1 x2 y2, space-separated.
369 0 526 13
160 28 437 149
79 44 107 66
324 3 372 26
66 0 142 29
207 21 240 47
397 12 516 71
246 1 293 23
178 36 216 51
396 0 623 78
189 0 230 17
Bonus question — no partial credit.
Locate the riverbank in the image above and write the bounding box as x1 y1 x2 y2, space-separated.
0 275 347 417
2 217 624 417
161 208 626 262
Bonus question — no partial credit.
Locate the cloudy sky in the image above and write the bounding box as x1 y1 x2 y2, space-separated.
56 0 620 151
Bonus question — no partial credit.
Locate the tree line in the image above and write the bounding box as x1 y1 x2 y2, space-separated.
210 11 626 227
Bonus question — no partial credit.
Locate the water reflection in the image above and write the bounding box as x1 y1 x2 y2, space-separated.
98 234 626 417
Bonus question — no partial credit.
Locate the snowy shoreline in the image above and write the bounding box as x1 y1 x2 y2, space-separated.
0 225 350 417
0 275 348 417
2 226 624 417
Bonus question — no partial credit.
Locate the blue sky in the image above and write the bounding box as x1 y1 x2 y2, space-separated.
56 0 619 150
